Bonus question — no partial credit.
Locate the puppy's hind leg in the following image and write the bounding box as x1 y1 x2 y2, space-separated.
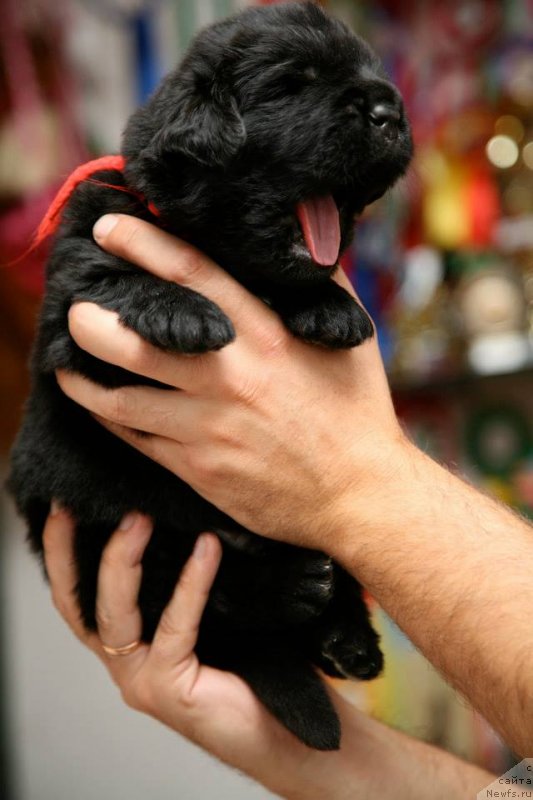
311 565 384 682
214 642 341 751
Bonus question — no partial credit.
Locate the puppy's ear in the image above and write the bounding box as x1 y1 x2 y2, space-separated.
147 78 246 168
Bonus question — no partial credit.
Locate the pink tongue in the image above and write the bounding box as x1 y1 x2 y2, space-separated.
296 194 341 267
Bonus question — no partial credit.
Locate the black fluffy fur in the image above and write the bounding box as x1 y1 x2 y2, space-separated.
9 2 412 750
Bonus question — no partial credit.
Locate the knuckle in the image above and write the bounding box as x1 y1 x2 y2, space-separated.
233 375 262 406
187 355 212 393
213 371 247 405
115 217 144 254
120 678 150 711
211 420 236 448
183 446 201 476
95 602 113 633
150 638 175 668
108 387 131 424
205 455 225 483
208 416 241 454
176 569 196 599
129 340 162 379
176 246 207 286
186 448 216 482
257 323 289 359
156 609 181 641
217 362 266 407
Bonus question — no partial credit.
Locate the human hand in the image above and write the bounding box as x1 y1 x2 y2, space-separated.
41 506 332 798
57 214 412 557
43 505 394 799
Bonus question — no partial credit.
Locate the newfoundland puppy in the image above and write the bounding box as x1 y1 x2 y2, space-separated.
9 1 412 750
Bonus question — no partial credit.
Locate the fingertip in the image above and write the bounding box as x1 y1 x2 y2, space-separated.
55 370 99 402
124 511 153 547
55 368 72 392
43 500 75 553
46 499 72 526
67 301 94 333
188 534 223 593
193 532 222 563
55 369 86 403
209 533 223 562
68 304 120 352
118 510 140 531
49 498 65 517
93 214 119 242
108 511 153 565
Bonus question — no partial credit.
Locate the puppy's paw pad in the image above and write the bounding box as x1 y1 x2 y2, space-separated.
321 627 383 680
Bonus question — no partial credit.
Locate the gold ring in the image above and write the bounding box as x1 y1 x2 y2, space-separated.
101 640 141 658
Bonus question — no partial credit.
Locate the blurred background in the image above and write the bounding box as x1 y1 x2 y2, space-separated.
0 0 532 797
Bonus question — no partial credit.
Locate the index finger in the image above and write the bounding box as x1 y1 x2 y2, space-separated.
92 214 279 338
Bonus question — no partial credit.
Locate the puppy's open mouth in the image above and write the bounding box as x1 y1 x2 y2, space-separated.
295 194 340 268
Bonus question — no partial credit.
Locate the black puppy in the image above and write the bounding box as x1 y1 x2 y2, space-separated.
9 2 412 750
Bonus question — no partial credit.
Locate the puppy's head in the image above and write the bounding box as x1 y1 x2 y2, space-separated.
124 2 413 286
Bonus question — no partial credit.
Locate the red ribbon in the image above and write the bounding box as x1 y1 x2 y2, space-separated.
32 154 159 252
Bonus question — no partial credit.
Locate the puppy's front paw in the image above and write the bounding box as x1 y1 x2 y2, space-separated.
120 287 235 354
275 283 374 349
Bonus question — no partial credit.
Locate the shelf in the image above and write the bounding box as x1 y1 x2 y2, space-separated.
390 365 533 395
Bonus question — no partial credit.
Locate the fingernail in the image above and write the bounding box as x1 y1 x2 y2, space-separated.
50 499 64 516
118 512 139 531
93 214 118 241
193 534 209 560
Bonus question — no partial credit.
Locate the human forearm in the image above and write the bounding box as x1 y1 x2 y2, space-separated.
270 691 493 800
332 442 533 755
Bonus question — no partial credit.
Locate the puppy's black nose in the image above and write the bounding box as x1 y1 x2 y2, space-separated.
368 103 401 128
